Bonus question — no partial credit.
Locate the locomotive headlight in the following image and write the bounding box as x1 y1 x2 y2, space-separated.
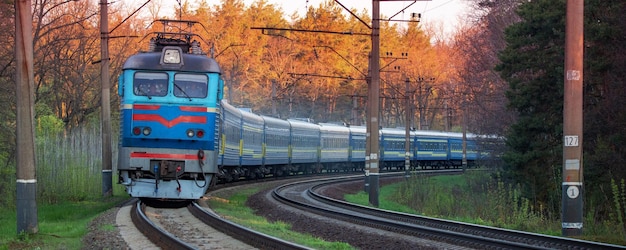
132 127 141 135
142 127 151 136
196 130 204 138
186 129 195 137
162 49 181 64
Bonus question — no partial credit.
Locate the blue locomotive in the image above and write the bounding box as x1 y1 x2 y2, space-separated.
117 20 223 200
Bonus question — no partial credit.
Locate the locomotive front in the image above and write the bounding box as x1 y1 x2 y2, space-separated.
117 20 223 200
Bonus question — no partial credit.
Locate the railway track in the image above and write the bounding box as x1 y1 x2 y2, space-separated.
271 174 626 249
128 170 625 249
130 199 311 249
130 201 196 249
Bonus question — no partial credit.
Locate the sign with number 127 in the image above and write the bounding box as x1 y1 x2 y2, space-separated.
564 135 579 147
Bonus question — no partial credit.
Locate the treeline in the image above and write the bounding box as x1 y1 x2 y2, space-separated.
0 0 625 228
497 0 626 225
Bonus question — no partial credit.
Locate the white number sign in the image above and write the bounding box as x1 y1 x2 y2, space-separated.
564 135 579 147
567 186 580 199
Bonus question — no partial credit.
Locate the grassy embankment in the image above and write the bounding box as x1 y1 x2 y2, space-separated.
210 171 626 247
344 172 626 246
0 124 129 250
208 186 354 250
0 196 127 250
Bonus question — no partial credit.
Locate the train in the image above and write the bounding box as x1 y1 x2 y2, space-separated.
116 20 490 201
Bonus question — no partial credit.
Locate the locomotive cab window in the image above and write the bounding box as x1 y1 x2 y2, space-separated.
174 74 208 98
133 72 168 97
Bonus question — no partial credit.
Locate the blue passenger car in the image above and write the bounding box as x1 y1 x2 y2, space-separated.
261 115 290 167
219 100 243 168
218 100 265 180
414 131 450 169
448 132 478 168
288 119 321 173
380 128 411 170
348 126 367 170
319 123 350 171
239 108 264 167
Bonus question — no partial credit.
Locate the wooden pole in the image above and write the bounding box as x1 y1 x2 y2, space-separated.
562 0 584 236
15 0 38 234
368 0 381 207
100 0 113 196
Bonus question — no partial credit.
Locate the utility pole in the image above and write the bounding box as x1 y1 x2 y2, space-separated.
100 0 112 197
352 94 360 126
364 53 372 194
15 0 38 234
418 78 425 130
367 0 381 207
562 0 584 237
271 80 277 116
462 99 467 171
404 77 411 180
367 0 429 207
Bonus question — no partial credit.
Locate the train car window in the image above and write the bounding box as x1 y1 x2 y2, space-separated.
174 74 208 98
133 72 168 97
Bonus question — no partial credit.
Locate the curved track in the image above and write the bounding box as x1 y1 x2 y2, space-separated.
187 201 311 249
271 174 626 249
130 201 196 249
131 200 311 249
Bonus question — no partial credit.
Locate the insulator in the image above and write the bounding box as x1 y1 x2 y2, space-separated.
148 38 156 52
191 40 202 55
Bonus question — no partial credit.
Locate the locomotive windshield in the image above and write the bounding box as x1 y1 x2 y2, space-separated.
133 72 168 97
130 72 209 99
174 73 208 98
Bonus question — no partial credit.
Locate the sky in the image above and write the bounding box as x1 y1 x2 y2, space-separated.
154 0 470 36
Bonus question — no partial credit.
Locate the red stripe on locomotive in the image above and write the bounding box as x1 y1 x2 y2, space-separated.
130 152 203 160
132 114 207 128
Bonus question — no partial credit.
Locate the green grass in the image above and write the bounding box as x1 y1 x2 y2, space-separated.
345 173 626 246
209 187 354 250
0 196 128 250
0 122 131 249
345 184 419 214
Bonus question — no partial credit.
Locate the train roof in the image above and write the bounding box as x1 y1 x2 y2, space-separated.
446 132 479 140
287 119 321 130
318 123 350 133
380 128 409 136
122 52 221 73
261 115 290 127
413 130 451 138
348 126 367 134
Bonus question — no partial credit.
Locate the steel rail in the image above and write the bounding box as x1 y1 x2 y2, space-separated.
272 175 625 249
130 201 196 249
188 202 312 250
311 182 625 249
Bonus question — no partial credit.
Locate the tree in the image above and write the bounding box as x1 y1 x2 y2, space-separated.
577 0 626 221
498 0 626 221
31 0 105 128
453 0 523 136
0 0 17 210
496 0 566 217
